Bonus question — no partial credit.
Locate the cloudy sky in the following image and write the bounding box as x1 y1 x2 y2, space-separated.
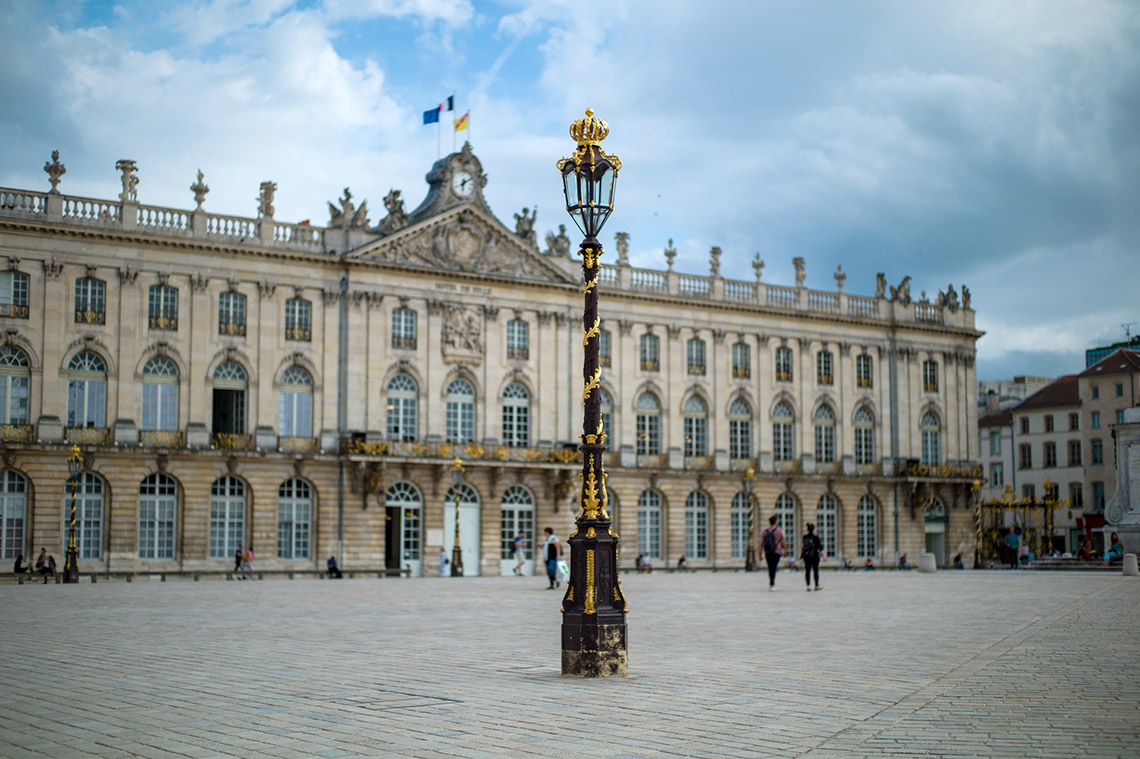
2 0 1137 381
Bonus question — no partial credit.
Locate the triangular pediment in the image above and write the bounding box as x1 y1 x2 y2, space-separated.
346 205 577 285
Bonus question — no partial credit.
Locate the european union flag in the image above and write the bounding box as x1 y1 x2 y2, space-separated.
423 106 441 125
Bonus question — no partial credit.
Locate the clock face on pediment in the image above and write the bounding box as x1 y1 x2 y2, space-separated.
452 171 475 198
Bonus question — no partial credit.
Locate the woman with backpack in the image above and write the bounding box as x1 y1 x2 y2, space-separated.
802 523 823 591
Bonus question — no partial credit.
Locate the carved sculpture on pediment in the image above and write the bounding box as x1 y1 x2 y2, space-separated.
615 232 630 266
890 275 912 306
329 187 369 229
544 224 571 257
441 302 484 359
875 272 887 298
191 170 209 210
709 246 721 277
377 189 408 235
514 207 537 247
793 257 806 288
258 181 276 218
44 150 66 194
116 159 138 202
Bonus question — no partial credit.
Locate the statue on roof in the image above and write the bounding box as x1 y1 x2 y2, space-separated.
890 275 912 306
875 273 887 298
258 181 276 218
377 189 408 235
544 224 571 257
615 232 631 266
793 257 806 288
514 207 537 247
709 246 721 277
329 187 369 229
961 285 971 310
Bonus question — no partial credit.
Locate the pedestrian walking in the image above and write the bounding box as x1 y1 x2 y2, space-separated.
513 530 526 575
802 523 823 591
234 544 244 579
542 527 561 589
243 547 255 580
1004 527 1020 570
760 515 785 591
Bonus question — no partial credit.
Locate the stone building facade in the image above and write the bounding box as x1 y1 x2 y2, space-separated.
0 145 982 576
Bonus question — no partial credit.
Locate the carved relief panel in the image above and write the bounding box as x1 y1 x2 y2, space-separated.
440 302 484 364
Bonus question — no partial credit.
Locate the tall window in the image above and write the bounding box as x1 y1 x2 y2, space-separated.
285 298 311 341
640 333 659 371
0 470 28 560
775 346 793 382
857 495 877 558
730 492 749 560
991 463 1003 487
599 329 612 368
685 491 709 559
1091 439 1103 465
67 351 107 429
732 342 750 379
816 495 838 557
0 346 30 425
1069 483 1083 509
386 374 418 441
1068 440 1082 466
218 290 246 336
600 389 614 445
816 350 833 385
445 378 476 443
813 404 836 463
774 492 796 552
990 430 1001 455
74 472 104 559
856 354 873 388
920 411 940 466
1069 412 1079 431
728 399 752 460
1044 415 1054 432
138 473 176 559
74 277 106 324
387 482 422 563
635 392 661 455
501 382 530 447
637 489 662 558
1020 417 1030 434
1018 443 1032 470
922 359 939 393
277 479 312 560
212 361 248 435
682 395 707 457
772 401 795 461
854 406 875 465
1044 442 1057 468
687 338 706 375
148 284 178 330
0 270 29 318
500 485 535 560
209 476 245 559
507 319 529 360
1091 411 1100 429
278 366 313 438
392 307 417 350
1092 481 1105 510
141 356 179 431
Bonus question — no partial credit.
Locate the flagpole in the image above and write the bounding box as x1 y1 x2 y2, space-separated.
437 116 441 160
452 92 457 153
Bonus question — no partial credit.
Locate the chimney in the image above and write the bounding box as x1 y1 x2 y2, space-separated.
985 389 999 414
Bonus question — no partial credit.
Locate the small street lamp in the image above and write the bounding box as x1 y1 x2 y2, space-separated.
449 458 465 577
557 109 627 677
742 466 757 572
64 444 83 584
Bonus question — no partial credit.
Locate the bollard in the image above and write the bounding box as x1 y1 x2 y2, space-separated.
1123 553 1139 577
194 573 200 582
161 574 166 582
125 574 132 583
89 574 95 583
918 554 937 573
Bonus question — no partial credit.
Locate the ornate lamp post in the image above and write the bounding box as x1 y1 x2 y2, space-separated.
64 444 83 584
449 458 465 577
742 466 757 572
557 109 627 677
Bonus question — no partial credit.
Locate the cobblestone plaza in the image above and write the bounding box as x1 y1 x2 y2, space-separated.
2 570 1137 758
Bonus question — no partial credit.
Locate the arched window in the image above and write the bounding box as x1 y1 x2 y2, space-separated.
729 399 752 460
74 277 106 324
445 378 475 443
637 489 662 558
687 338 706 375
285 298 311 342
0 346 30 425
0 470 28 560
635 392 661 455
854 406 875 465
391 307 417 350
640 333 659 371
74 472 104 559
857 495 877 558
212 361 248 435
816 350 834 385
683 395 707 457
209 476 245 558
507 319 529 360
685 491 709 559
772 401 795 461
775 492 796 552
501 382 530 447
386 374 418 441
138 473 177 559
67 351 107 429
599 389 614 446
386 481 422 564
500 485 535 561
730 491 750 560
924 496 946 521
814 404 836 463
278 366 313 438
775 346 793 382
921 411 941 466
141 356 179 432
277 479 312 559
816 494 838 557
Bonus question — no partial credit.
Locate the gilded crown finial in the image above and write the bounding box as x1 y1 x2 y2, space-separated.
570 108 610 146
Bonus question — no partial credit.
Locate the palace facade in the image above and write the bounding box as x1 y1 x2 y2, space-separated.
0 145 982 576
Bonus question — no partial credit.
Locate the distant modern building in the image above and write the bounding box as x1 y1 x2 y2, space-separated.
1085 335 1140 368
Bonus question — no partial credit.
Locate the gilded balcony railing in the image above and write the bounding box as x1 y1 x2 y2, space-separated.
641 359 659 372
148 314 178 331
903 462 983 479
140 430 183 448
0 303 28 319
339 437 586 465
599 355 611 368
391 336 416 350
219 321 247 337
775 370 793 383
285 327 311 342
67 427 111 445
507 347 529 360
279 436 317 453
732 367 750 379
687 363 705 375
857 377 873 389
0 424 34 442
212 433 253 450
818 374 833 385
75 309 106 325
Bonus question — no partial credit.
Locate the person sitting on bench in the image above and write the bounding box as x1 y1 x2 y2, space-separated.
327 555 343 578
1101 532 1124 567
